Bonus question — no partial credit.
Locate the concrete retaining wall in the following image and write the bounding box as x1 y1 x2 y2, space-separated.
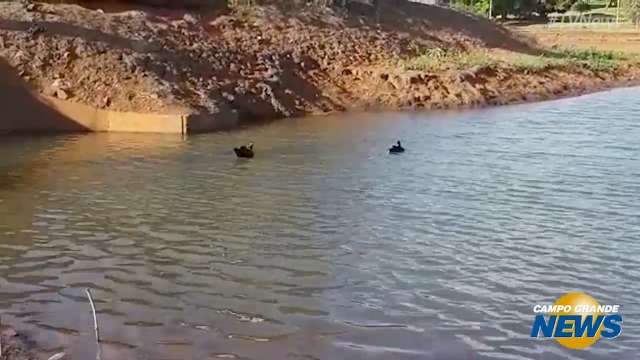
2 91 239 134
44 96 243 134
43 96 188 133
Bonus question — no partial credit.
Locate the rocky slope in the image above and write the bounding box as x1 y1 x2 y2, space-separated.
0 0 638 124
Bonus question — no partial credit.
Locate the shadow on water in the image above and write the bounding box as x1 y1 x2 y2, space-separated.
0 132 187 237
0 131 191 358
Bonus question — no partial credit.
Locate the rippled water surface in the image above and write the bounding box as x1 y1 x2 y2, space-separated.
1 88 640 360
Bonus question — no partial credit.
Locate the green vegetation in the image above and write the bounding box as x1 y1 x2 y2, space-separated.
450 0 493 16
449 0 542 17
447 0 636 23
532 48 623 71
571 0 592 12
624 0 640 23
403 48 497 71
403 47 627 73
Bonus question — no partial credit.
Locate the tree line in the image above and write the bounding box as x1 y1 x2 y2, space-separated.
451 0 640 20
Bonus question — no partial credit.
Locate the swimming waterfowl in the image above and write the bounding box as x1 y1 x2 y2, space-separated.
389 141 405 154
234 142 254 158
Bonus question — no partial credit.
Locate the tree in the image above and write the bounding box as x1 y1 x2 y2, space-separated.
626 0 640 24
571 0 591 12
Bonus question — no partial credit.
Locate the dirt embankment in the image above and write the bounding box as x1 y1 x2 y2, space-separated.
0 0 639 128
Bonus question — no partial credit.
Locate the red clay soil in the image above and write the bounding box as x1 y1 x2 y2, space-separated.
0 0 638 125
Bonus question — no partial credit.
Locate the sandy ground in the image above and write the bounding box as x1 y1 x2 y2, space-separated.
512 25 640 53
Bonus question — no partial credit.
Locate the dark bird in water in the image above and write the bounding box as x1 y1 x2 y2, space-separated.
234 142 254 158
389 140 405 154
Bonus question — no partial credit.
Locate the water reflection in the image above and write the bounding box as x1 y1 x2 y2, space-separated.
1 88 640 359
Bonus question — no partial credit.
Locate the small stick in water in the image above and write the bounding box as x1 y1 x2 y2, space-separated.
85 289 102 360
85 289 100 342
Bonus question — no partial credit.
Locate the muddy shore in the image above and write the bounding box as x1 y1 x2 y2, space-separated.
1 1 639 133
0 325 36 360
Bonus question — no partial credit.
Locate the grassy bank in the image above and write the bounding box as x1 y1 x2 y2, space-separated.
404 47 637 73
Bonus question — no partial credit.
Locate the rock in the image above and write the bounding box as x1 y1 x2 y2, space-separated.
75 43 88 57
98 96 110 108
12 50 27 66
170 20 184 28
43 84 57 97
456 70 476 83
222 92 235 102
183 13 199 25
55 88 69 100
2 328 18 337
31 56 47 71
44 79 70 99
62 51 74 65
122 54 137 72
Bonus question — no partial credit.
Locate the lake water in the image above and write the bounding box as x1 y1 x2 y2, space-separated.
1 88 639 360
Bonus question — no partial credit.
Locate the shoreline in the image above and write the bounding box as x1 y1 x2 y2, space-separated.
2 68 637 135
0 324 36 360
342 76 640 114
